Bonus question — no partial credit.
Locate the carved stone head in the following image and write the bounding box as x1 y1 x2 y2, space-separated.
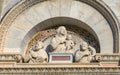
80 41 89 51
57 26 67 36
32 41 44 51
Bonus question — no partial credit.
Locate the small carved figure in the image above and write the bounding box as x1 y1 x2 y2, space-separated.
14 55 23 63
75 41 96 63
95 55 101 62
28 41 48 63
50 26 67 52
65 35 75 53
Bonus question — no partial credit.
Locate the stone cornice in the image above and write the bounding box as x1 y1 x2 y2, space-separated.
0 66 120 74
0 53 118 74
0 53 119 63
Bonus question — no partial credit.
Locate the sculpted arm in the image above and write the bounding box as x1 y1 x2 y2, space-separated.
75 51 83 62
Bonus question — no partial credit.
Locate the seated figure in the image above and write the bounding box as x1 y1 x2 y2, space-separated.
50 26 67 53
75 41 96 63
28 41 48 63
50 26 75 53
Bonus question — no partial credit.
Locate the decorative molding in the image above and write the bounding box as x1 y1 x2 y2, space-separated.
78 0 119 52
0 54 119 63
0 54 20 62
0 54 118 74
96 54 120 62
0 67 120 74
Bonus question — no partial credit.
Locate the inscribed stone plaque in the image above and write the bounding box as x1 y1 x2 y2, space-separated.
49 53 73 63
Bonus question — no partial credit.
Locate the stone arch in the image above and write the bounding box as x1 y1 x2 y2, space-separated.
22 17 100 54
0 0 119 53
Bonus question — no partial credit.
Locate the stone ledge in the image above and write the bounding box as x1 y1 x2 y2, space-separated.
16 63 100 67
0 53 119 62
96 53 120 62
0 66 120 74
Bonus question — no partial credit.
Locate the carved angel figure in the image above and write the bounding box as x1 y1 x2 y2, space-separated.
75 41 96 63
28 41 48 63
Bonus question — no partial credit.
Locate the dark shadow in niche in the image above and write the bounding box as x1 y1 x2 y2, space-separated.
45 44 52 54
45 44 53 62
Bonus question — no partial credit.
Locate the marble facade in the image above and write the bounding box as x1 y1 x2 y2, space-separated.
0 0 120 74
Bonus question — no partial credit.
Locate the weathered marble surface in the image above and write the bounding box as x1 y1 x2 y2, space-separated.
0 62 118 74
25 41 48 63
2 0 114 54
50 26 75 53
75 41 96 63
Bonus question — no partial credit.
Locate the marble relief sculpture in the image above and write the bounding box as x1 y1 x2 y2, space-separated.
50 26 67 52
27 41 48 63
15 26 96 63
50 26 75 53
75 41 96 63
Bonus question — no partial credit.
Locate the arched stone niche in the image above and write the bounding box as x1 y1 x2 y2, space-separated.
0 0 119 53
22 17 100 55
